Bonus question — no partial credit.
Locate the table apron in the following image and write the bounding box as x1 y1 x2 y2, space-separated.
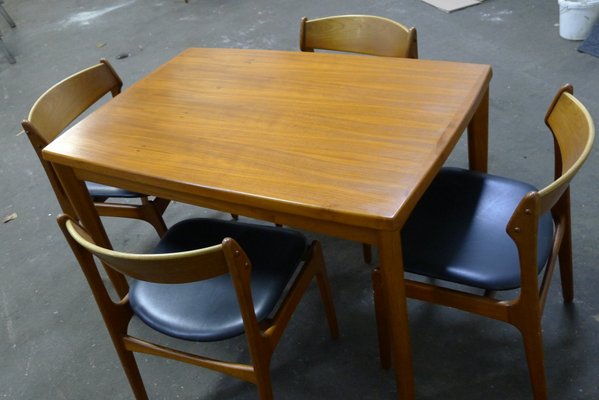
71 168 382 245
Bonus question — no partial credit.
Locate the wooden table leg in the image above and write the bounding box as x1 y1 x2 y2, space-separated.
379 230 415 400
53 164 129 297
467 88 489 173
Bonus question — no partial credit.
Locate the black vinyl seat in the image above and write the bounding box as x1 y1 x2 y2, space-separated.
402 167 554 291
130 218 308 341
85 182 143 200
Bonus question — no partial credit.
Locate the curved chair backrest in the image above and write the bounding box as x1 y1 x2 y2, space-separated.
20 60 125 216
539 85 595 210
62 215 229 284
22 59 122 145
299 15 418 58
509 85 594 223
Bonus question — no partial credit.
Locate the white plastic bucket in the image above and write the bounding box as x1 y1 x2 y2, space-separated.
559 0 599 40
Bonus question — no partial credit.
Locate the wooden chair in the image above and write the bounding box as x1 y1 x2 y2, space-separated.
300 14 417 264
21 60 170 237
373 85 595 399
58 214 339 400
299 14 418 59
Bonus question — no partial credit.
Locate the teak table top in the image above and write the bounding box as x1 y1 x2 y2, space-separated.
44 48 491 234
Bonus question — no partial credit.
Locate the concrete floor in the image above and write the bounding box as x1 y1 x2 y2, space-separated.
1 0 599 399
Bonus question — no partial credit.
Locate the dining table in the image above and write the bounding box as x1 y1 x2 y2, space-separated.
43 47 492 399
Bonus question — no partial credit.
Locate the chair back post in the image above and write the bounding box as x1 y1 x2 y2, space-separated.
545 84 573 180
407 27 418 59
222 237 276 399
299 16 313 52
100 58 123 96
222 238 266 345
20 120 77 216
506 192 545 306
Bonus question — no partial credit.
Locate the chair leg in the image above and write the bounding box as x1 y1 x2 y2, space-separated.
558 229 574 303
152 197 170 215
254 362 274 400
0 3 16 28
519 322 548 400
244 330 274 400
558 191 574 303
0 36 15 64
312 241 340 339
115 341 150 400
362 243 372 264
372 268 391 369
140 197 168 237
